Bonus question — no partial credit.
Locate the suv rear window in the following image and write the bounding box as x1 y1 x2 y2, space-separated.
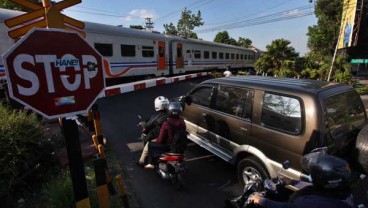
325 90 366 140
261 93 302 134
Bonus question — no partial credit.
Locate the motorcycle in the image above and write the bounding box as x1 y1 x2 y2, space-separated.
225 160 312 208
137 115 186 189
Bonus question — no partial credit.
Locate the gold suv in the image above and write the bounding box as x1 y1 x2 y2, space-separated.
179 76 367 186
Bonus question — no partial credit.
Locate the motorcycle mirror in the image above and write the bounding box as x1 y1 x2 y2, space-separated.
282 160 291 170
137 115 142 120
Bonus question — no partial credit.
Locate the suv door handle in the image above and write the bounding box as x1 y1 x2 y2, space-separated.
240 127 247 132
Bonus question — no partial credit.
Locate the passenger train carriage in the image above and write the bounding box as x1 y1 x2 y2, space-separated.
0 8 259 85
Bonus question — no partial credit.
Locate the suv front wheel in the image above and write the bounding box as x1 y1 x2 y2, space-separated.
237 156 269 187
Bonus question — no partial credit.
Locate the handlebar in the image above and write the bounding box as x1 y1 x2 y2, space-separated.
300 173 312 183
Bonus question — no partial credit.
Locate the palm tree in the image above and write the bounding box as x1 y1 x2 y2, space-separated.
255 39 299 76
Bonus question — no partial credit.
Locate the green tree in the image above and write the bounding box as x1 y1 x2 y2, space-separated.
304 0 351 82
214 31 230 43
163 22 178 36
307 0 342 56
213 31 238 45
237 37 252 48
255 39 299 77
177 8 204 38
163 8 203 39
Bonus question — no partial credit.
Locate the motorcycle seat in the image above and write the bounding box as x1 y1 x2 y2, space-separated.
163 152 184 156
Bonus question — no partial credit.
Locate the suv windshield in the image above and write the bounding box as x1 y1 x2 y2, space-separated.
325 90 366 139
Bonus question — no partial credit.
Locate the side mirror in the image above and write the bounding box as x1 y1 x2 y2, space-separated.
282 160 291 170
179 95 192 105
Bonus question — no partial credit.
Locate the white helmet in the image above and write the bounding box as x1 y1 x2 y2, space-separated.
154 96 169 111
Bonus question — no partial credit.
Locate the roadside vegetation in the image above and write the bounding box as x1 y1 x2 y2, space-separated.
0 104 124 207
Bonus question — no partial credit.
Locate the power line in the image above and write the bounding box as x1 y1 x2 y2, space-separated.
195 5 314 33
205 0 296 26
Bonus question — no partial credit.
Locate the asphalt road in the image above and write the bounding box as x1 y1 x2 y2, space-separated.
95 76 368 208
96 76 243 208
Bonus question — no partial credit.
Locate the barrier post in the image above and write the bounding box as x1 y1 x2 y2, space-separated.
116 175 130 208
91 104 104 145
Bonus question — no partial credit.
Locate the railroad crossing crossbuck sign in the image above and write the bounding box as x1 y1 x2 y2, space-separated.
3 28 105 119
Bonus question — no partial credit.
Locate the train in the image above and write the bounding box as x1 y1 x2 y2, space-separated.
0 8 260 86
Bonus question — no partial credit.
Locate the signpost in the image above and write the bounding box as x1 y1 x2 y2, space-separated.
3 27 105 208
3 1 105 207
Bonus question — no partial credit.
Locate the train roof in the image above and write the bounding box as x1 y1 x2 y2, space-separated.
0 8 24 22
84 21 169 40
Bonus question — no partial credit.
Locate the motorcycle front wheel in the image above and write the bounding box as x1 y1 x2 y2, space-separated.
237 156 269 187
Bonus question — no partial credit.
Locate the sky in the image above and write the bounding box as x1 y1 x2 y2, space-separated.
60 0 318 56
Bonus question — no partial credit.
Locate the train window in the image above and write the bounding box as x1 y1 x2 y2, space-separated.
142 46 154 57
212 52 217 59
94 43 113 57
121 44 135 57
194 50 201 59
204 51 209 59
225 53 229 59
240 54 244 59
231 53 235 59
219 52 224 59
236 54 239 60
186 50 191 53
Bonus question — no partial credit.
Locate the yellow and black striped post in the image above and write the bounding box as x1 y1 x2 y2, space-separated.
116 175 130 208
91 104 104 145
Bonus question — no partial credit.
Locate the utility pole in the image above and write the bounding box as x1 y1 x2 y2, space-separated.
145 17 154 31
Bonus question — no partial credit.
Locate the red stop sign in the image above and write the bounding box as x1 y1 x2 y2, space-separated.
3 28 105 119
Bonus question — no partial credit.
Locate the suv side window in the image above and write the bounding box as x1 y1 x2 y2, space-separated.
190 86 213 107
261 92 302 134
213 86 253 120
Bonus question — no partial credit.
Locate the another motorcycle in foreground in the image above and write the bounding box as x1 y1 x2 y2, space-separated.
137 115 186 189
226 160 311 208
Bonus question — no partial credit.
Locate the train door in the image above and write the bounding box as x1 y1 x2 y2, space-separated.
157 41 166 70
176 43 184 69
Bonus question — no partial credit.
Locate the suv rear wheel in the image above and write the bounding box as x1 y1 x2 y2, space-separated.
237 156 269 187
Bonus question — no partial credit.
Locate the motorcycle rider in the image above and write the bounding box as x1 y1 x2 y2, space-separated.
138 96 169 165
144 102 186 169
248 155 353 208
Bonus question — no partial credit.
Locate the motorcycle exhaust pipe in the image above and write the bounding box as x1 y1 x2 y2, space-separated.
158 169 169 179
